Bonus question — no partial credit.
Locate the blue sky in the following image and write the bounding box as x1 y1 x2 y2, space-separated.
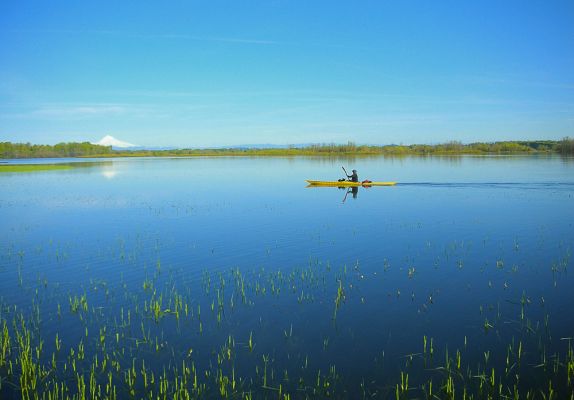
1 1 573 147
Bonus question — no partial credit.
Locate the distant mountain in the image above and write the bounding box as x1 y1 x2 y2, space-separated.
123 146 179 151
210 143 314 150
89 138 316 152
115 143 314 151
93 135 137 149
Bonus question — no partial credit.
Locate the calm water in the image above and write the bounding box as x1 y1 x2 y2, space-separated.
1 155 573 398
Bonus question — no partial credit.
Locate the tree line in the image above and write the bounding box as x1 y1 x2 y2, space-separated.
304 139 574 155
1 138 573 159
557 137 574 154
0 142 112 158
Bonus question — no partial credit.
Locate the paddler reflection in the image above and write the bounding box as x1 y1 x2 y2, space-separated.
340 186 359 202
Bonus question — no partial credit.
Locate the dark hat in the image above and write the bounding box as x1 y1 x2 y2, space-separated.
352 169 357 173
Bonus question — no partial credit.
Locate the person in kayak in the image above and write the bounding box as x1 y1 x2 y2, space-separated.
347 169 359 182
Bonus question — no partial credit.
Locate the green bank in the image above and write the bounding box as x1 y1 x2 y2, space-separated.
0 164 72 173
1 138 573 159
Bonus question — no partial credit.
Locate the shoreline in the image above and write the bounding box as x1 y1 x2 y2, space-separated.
2 138 573 159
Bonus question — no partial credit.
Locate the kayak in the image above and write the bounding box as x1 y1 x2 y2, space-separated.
306 180 397 187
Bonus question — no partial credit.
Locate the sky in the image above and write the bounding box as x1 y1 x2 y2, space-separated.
1 1 573 147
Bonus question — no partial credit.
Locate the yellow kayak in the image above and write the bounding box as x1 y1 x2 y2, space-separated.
306 180 397 187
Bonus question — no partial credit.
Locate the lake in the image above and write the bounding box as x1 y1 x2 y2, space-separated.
1 155 573 398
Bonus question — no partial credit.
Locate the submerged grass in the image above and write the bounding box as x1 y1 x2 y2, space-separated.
0 233 572 399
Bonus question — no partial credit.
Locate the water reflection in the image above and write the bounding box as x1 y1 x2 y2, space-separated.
304 185 362 202
341 186 359 202
101 165 118 179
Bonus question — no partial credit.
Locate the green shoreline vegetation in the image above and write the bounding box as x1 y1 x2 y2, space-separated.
1 138 573 159
0 164 72 173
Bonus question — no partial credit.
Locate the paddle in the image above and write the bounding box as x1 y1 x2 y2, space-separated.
341 166 350 181
342 188 350 203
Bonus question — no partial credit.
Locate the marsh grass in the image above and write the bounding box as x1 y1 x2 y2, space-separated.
0 233 572 399
0 164 72 173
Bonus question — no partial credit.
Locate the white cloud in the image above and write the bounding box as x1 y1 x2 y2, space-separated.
32 105 126 117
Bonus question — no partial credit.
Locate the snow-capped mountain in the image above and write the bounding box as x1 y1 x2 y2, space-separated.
93 135 137 148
